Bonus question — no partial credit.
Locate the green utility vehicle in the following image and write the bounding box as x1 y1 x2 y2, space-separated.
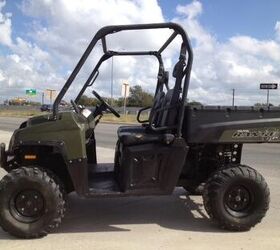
0 23 271 238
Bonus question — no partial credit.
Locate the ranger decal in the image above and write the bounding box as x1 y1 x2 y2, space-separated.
232 129 280 141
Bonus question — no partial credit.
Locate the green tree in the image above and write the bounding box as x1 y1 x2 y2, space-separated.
115 97 124 107
127 85 153 107
28 101 41 106
188 100 203 106
78 95 98 106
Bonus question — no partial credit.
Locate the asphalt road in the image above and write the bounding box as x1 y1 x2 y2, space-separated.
0 117 24 131
0 116 279 249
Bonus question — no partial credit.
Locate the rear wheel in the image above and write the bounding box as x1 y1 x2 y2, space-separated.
0 167 66 238
203 165 270 231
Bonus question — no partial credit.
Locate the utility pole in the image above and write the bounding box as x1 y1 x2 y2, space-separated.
110 57 114 105
267 89 270 107
45 89 56 105
122 83 129 116
232 88 235 107
42 92 45 105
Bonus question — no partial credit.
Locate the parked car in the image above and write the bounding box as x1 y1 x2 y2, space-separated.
40 104 52 112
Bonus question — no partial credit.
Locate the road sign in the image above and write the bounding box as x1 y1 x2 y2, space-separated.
260 83 278 107
260 83 278 90
26 89 37 96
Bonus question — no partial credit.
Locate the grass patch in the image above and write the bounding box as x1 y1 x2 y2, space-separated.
0 109 43 117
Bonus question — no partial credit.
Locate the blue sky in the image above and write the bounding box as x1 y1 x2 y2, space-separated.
0 0 280 105
160 0 280 40
4 0 280 43
2 1 33 47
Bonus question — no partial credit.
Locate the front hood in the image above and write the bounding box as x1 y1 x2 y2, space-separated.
27 114 52 127
8 111 89 160
8 114 52 151
8 111 88 152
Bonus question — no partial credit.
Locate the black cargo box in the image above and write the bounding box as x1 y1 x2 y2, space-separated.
182 105 280 143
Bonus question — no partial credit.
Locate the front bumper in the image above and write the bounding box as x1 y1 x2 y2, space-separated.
0 143 7 171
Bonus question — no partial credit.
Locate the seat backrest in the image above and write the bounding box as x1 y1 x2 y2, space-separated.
159 88 177 127
148 90 165 126
147 70 170 127
154 59 186 129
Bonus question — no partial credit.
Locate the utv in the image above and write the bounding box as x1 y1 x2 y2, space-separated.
0 23 270 238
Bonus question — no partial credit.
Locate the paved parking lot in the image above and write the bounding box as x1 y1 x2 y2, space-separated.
0 129 279 250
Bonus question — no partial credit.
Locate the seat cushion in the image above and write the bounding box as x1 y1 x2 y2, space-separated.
118 125 153 146
117 125 146 137
119 131 163 146
118 125 175 146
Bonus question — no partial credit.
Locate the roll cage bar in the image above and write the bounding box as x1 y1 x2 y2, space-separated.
53 22 193 137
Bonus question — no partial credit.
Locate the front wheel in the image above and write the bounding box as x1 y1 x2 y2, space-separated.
0 167 66 238
203 165 270 231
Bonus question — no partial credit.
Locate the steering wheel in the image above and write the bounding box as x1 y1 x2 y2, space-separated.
71 100 81 114
92 90 120 118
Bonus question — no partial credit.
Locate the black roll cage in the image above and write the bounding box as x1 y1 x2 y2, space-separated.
53 22 193 137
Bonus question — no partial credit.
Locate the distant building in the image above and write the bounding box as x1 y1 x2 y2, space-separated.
9 97 28 106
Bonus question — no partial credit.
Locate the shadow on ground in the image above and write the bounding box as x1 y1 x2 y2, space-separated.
56 188 230 234
0 188 248 239
56 189 225 235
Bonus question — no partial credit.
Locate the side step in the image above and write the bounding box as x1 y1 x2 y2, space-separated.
87 163 123 197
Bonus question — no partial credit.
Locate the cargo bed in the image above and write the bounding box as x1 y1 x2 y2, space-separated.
183 105 280 143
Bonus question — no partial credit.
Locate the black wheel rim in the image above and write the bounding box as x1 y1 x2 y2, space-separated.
224 185 253 218
10 189 45 223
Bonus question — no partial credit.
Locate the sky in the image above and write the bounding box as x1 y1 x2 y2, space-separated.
0 0 280 106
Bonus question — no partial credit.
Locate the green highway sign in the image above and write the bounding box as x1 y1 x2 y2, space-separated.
26 89 37 96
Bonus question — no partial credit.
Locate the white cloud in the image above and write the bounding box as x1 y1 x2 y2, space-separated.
0 0 169 102
174 1 215 53
0 37 64 102
229 36 280 61
0 43 62 87
0 0 12 46
21 0 166 64
173 1 280 105
18 0 172 101
176 0 202 20
0 0 280 106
